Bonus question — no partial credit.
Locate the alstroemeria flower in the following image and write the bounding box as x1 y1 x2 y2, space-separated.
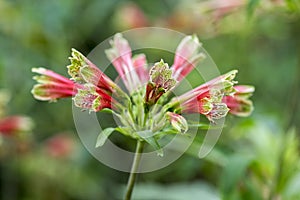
31 33 254 154
0 116 33 136
67 49 121 95
222 85 254 116
31 67 80 101
32 49 127 113
167 70 238 122
172 35 206 82
105 33 148 93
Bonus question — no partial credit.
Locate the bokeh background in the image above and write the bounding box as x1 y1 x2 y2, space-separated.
1 0 300 199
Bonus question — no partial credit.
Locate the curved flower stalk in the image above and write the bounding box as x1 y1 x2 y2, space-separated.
31 33 254 200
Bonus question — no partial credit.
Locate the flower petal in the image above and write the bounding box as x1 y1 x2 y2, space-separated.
105 33 144 93
172 35 206 81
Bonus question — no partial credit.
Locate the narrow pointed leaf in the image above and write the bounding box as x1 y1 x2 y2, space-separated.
95 127 115 147
136 130 163 156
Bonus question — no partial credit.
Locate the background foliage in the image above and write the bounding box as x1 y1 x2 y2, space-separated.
0 0 300 199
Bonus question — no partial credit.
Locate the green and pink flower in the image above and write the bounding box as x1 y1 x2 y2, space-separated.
31 33 254 149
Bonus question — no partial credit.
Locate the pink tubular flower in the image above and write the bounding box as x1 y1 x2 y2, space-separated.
172 35 206 82
169 70 238 122
114 3 148 29
105 33 148 93
202 0 246 20
0 116 33 136
31 67 80 101
31 48 127 113
67 49 119 94
222 85 255 117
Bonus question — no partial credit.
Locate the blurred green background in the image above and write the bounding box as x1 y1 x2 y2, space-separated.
1 0 300 199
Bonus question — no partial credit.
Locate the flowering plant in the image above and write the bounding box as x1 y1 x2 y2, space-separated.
31 33 254 200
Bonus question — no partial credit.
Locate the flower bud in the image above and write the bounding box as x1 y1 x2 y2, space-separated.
167 112 188 134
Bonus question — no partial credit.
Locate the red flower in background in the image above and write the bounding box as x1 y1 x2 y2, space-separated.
45 134 75 158
0 116 33 136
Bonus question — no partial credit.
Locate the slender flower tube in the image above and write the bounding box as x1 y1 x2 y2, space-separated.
172 35 206 82
0 116 33 136
105 33 148 93
222 85 254 116
31 67 80 101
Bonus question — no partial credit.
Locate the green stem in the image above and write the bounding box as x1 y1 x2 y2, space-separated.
267 135 286 200
124 140 145 200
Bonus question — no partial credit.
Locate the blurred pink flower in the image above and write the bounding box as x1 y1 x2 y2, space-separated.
45 134 75 158
113 3 148 29
205 0 246 19
0 116 33 136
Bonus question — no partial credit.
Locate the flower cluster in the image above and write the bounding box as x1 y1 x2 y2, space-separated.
31 33 254 154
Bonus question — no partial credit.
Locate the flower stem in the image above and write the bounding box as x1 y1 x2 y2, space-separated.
124 140 144 200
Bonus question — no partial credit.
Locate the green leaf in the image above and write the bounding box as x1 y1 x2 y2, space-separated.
286 0 300 12
220 154 254 199
100 108 113 114
115 126 131 137
188 121 223 130
95 127 115 148
136 130 164 156
117 181 220 200
188 123 211 129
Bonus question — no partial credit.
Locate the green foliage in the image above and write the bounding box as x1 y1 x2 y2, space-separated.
95 127 115 147
247 0 261 18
